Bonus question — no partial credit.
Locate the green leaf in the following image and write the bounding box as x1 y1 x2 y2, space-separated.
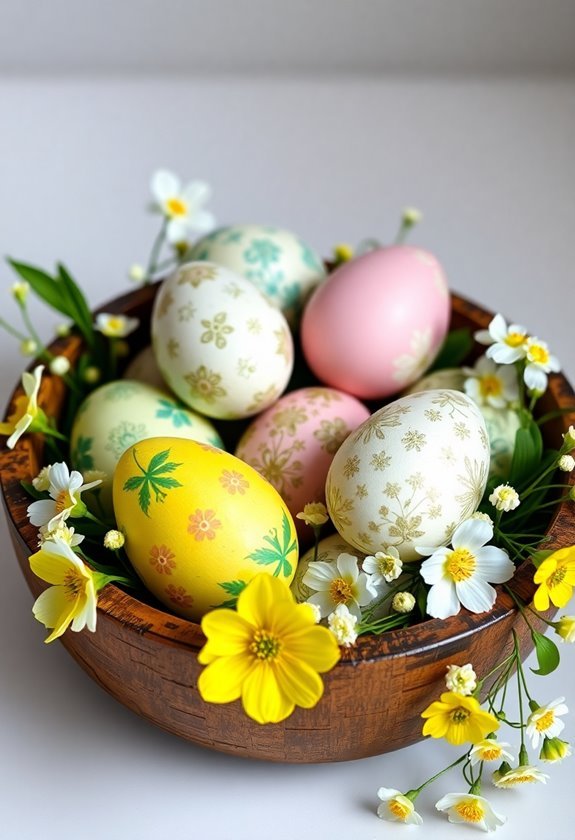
123 447 183 517
530 630 560 676
139 482 151 517
8 259 66 314
509 426 541 486
57 263 95 347
123 476 145 491
148 449 170 473
246 512 296 578
530 549 555 569
215 579 247 608
20 480 45 500
430 328 473 371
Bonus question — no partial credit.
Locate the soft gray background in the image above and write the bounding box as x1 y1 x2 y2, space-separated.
1 3 574 839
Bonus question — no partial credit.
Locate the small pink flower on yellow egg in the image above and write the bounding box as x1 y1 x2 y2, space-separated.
219 469 250 495
188 509 222 541
149 544 176 575
165 584 194 608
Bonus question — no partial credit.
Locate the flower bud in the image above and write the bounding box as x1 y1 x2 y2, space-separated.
83 366 101 384
11 281 30 304
392 592 416 613
49 356 71 376
55 323 71 338
554 615 575 643
539 736 572 763
20 338 38 356
104 530 125 550
128 263 146 283
559 454 575 472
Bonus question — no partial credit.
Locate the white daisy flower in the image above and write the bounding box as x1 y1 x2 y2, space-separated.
327 604 358 647
526 697 568 749
492 765 548 788
38 523 84 548
469 739 514 766
94 313 140 338
362 547 402 585
559 455 575 472
489 484 520 512
416 518 515 620
0 364 44 449
27 462 102 530
150 169 215 244
463 356 519 408
435 792 506 832
302 552 377 621
523 336 561 393
377 788 423 825
475 313 528 364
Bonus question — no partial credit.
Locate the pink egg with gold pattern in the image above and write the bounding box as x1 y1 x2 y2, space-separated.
234 387 370 541
301 246 450 399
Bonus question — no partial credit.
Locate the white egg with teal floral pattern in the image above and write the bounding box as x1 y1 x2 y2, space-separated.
70 380 223 515
151 261 294 419
187 224 326 326
326 390 490 561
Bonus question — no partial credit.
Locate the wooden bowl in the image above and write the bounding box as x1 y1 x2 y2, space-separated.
2 284 574 763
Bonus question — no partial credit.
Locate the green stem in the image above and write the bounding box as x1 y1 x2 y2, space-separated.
513 631 527 753
145 218 168 283
0 316 28 342
536 407 575 427
410 753 468 795
18 302 50 360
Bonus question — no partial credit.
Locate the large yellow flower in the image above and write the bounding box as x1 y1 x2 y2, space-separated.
0 365 44 449
198 574 341 724
421 691 499 746
29 539 107 643
533 546 575 611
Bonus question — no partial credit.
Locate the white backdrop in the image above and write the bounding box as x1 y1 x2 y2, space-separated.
1 74 575 840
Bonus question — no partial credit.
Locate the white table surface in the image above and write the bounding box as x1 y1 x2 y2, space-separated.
1 77 574 840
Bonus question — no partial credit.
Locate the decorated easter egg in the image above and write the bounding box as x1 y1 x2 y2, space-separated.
187 224 326 325
325 390 490 561
407 369 519 477
235 387 370 541
71 380 223 514
301 246 450 399
290 533 367 604
113 437 298 621
124 345 167 390
151 261 294 419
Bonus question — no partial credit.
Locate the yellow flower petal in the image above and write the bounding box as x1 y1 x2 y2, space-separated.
29 547 74 585
283 624 341 672
241 662 293 724
275 654 324 709
32 586 77 643
200 609 253 657
533 584 550 612
549 580 574 608
236 574 291 626
198 654 256 704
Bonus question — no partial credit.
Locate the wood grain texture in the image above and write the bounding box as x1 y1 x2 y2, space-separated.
1 286 574 763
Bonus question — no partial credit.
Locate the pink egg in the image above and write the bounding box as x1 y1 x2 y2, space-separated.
234 387 370 541
301 246 450 399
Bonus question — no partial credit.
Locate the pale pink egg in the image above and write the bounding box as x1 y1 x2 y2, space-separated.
234 387 370 541
301 246 450 399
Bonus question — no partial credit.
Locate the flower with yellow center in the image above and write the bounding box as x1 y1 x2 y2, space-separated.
0 365 45 449
197 574 340 724
327 603 358 647
435 792 506 832
469 739 514 766
94 312 140 338
539 736 572 763
27 462 102 531
363 546 402 586
445 663 477 696
302 552 377 620
475 313 529 364
421 691 499 746
296 502 329 528
29 539 110 643
492 764 548 788
526 697 568 749
533 546 575 611
417 518 515 620
553 614 575 643
150 169 215 244
463 355 519 408
376 788 423 825
523 336 560 393
489 483 520 512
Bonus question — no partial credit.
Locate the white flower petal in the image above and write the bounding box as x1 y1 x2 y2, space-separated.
302 561 337 589
456 577 496 614
306 591 334 618
182 180 212 207
524 364 548 393
27 499 58 527
474 546 516 583
188 209 216 233
150 169 180 202
487 344 525 365
166 217 191 244
452 518 492 552
336 553 360 581
355 573 378 606
427 578 460 619
420 549 450 584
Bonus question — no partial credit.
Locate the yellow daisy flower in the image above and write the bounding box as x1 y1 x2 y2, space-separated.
29 539 102 643
198 574 341 724
421 691 499 746
0 364 44 449
533 546 575 611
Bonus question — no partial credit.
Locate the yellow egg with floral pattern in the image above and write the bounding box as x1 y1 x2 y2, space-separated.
113 437 298 621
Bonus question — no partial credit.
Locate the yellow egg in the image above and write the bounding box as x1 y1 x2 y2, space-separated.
113 437 298 621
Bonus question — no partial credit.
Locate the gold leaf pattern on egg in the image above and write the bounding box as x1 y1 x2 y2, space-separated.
177 301 196 321
184 365 227 405
200 311 234 349
167 338 180 359
314 418 350 455
177 264 218 287
401 429 427 452
157 290 174 317
247 384 279 414
392 326 433 384
343 455 361 479
455 456 489 520
272 405 309 436
326 482 355 531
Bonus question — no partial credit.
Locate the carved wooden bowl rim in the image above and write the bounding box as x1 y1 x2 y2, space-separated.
1 283 574 665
